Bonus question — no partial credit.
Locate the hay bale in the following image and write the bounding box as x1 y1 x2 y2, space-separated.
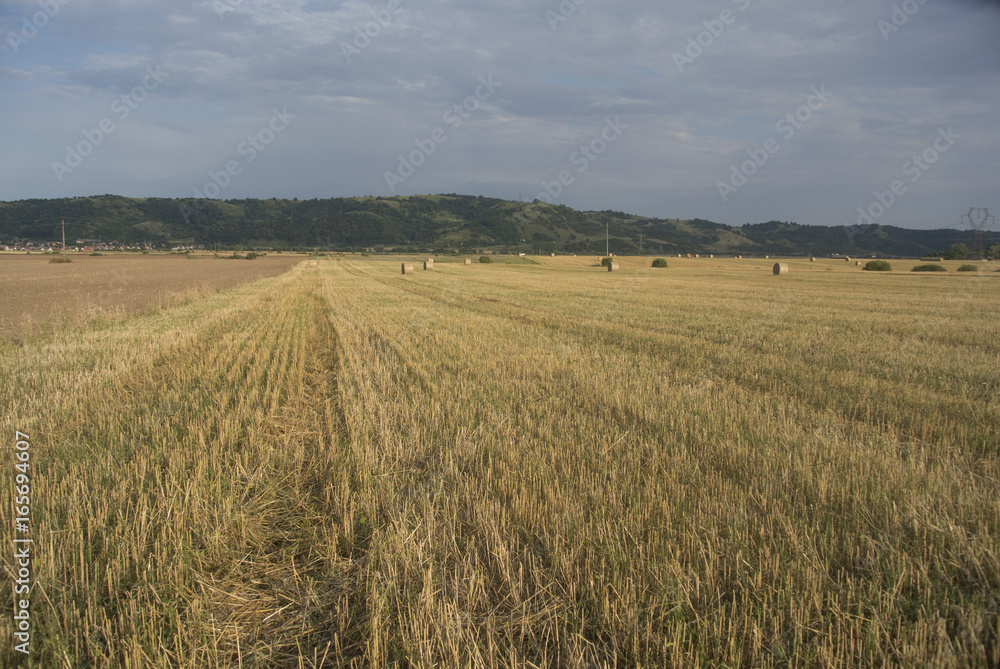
677 254 682 258
773 262 789 275
695 254 700 258
709 254 714 259
686 254 692 259
810 257 816 262
607 261 620 272
401 263 414 275
856 260 861 266
845 256 851 262
765 255 770 260
550 253 555 257
737 255 743 259
423 261 433 270
308 260 317 267
464 258 472 266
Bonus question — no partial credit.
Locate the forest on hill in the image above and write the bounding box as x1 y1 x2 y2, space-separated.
0 194 984 257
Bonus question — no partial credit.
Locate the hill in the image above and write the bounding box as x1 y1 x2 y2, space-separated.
0 194 980 257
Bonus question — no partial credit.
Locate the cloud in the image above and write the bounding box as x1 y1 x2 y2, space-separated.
0 0 997 229
0 66 34 80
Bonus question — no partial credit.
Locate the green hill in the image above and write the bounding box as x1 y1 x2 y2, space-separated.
0 194 980 257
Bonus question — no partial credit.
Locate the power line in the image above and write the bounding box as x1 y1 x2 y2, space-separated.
963 207 995 260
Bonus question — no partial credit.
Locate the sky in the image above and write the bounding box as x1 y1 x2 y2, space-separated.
1 0 998 229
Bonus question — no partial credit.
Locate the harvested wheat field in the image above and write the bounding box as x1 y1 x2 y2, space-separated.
0 253 302 342
1 257 998 667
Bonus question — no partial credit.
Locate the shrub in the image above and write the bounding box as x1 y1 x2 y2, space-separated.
246 251 259 260
957 264 979 272
601 257 614 268
651 258 668 268
49 256 73 264
479 256 492 263
912 264 947 272
863 260 892 272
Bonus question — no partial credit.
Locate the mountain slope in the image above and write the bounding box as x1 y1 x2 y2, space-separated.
0 194 979 257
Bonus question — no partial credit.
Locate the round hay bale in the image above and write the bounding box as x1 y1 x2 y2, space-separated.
607 261 620 272
845 256 852 262
308 260 317 267
695 254 700 258
709 254 714 258
677 254 682 258
401 262 414 275
423 261 433 271
773 262 789 275
856 260 861 266
765 255 770 260
550 253 555 257
737 255 743 259
464 258 472 266
810 257 816 262
686 254 692 259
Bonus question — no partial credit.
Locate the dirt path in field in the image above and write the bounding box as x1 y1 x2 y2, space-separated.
0 253 303 342
184 290 360 666
1 268 362 666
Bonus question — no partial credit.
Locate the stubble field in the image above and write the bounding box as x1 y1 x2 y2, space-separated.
0 253 302 342
1 255 997 667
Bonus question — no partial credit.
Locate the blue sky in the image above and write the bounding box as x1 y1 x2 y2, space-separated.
1 0 998 229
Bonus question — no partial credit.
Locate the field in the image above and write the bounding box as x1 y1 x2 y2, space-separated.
1 255 998 667
0 253 302 343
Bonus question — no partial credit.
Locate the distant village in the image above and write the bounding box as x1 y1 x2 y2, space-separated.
0 240 205 252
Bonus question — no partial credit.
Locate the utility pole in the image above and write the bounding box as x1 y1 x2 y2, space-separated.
606 221 609 257
963 208 994 260
61 219 66 259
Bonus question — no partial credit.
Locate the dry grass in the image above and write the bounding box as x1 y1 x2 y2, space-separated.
1 256 998 667
0 254 302 343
